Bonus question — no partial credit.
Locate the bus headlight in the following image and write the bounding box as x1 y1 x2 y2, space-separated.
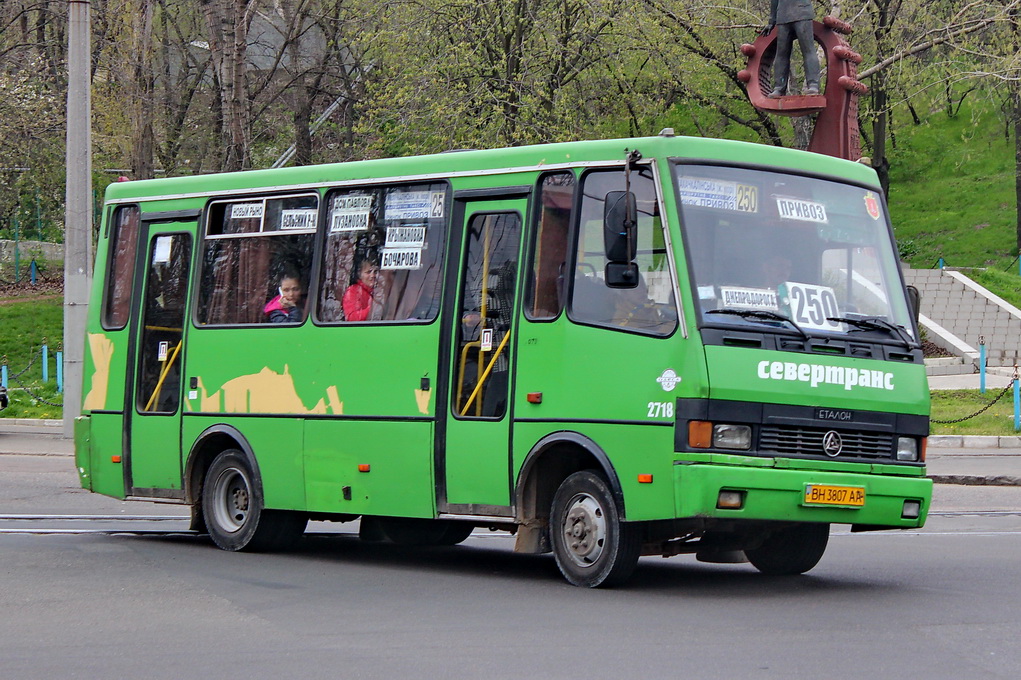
713 424 752 450
896 437 918 461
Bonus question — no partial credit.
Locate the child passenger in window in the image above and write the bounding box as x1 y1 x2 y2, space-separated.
343 258 384 321
264 270 304 323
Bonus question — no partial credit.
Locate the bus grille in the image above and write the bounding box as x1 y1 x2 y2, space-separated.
759 426 894 459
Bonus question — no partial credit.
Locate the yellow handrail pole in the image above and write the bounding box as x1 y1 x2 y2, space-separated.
478 217 493 415
459 329 511 417
455 340 481 410
144 340 183 412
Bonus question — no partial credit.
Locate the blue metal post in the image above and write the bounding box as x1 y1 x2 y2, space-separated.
13 214 19 282
1 365 6 389
56 351 63 393
979 338 986 394
42 344 49 383
1014 378 1020 431
938 257 945 270
30 259 37 286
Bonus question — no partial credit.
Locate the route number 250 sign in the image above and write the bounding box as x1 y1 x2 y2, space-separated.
784 282 842 332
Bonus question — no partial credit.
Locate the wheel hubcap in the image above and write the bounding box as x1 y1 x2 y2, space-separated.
561 493 607 567
211 467 250 534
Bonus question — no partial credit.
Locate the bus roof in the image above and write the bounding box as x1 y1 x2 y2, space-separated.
103 134 881 204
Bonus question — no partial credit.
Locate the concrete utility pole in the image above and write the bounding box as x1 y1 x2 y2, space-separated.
64 0 93 437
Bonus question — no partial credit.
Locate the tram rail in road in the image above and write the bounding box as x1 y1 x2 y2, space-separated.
2 512 1021 538
0 513 192 535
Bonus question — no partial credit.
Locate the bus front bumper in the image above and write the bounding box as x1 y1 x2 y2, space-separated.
673 462 932 528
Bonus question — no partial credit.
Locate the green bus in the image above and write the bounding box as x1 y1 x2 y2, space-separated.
75 132 931 587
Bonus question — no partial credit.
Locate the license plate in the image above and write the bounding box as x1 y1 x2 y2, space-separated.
804 484 865 507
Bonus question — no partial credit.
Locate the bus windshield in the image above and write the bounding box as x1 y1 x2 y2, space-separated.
675 163 915 342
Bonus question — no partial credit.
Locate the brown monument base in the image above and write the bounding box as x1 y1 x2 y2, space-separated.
760 94 827 116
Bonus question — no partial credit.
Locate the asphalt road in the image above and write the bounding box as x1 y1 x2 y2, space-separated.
2 450 1021 678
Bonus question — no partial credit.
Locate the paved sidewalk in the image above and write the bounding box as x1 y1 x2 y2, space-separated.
928 370 1016 391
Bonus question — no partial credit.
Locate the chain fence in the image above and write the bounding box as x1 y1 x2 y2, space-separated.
1 345 63 409
930 368 1018 424
6 370 63 407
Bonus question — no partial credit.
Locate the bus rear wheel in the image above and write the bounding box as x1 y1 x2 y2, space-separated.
550 471 639 587
202 449 307 552
745 523 829 575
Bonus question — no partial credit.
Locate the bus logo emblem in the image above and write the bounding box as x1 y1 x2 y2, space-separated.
657 369 682 392
822 431 843 457
864 192 880 220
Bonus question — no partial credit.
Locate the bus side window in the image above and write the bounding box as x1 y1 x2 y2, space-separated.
102 205 140 329
318 183 448 324
568 169 677 336
525 172 575 320
196 195 317 326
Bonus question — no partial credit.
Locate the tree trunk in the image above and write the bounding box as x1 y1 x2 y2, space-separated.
1013 6 1021 258
872 77 890 196
131 0 155 180
200 0 252 171
293 93 312 166
870 0 892 196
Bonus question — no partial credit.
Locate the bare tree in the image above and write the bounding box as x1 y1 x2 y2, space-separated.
199 0 256 171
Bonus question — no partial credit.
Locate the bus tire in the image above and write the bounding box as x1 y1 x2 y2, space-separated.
745 523 829 575
550 470 639 587
435 522 475 546
202 449 306 552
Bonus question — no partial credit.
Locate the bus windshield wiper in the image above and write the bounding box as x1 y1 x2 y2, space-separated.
706 308 808 339
827 316 915 349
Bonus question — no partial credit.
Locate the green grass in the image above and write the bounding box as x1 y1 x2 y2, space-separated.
888 99 1017 270
0 295 64 419
929 388 1021 436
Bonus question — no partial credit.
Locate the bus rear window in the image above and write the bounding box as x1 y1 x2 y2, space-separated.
102 205 140 329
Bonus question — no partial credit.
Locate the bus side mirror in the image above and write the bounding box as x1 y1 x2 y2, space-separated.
906 285 920 324
603 191 637 263
603 191 638 288
605 262 639 288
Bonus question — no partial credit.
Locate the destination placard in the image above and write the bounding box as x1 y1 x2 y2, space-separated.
720 286 778 310
678 178 757 212
386 191 445 220
776 196 828 223
279 209 317 231
380 247 422 270
230 203 264 220
330 195 373 232
385 225 426 248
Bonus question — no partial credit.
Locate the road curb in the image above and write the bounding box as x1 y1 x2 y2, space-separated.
0 419 62 429
930 474 1021 486
929 435 1021 449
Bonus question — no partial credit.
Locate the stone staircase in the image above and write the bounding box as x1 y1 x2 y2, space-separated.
903 267 1021 374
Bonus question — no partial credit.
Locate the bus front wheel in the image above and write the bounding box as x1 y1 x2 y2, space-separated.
550 471 639 587
202 449 307 552
745 523 829 575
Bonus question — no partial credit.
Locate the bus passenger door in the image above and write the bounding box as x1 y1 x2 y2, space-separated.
124 223 193 498
441 200 525 515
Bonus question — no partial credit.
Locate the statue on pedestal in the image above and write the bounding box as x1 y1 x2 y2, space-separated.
763 0 821 97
